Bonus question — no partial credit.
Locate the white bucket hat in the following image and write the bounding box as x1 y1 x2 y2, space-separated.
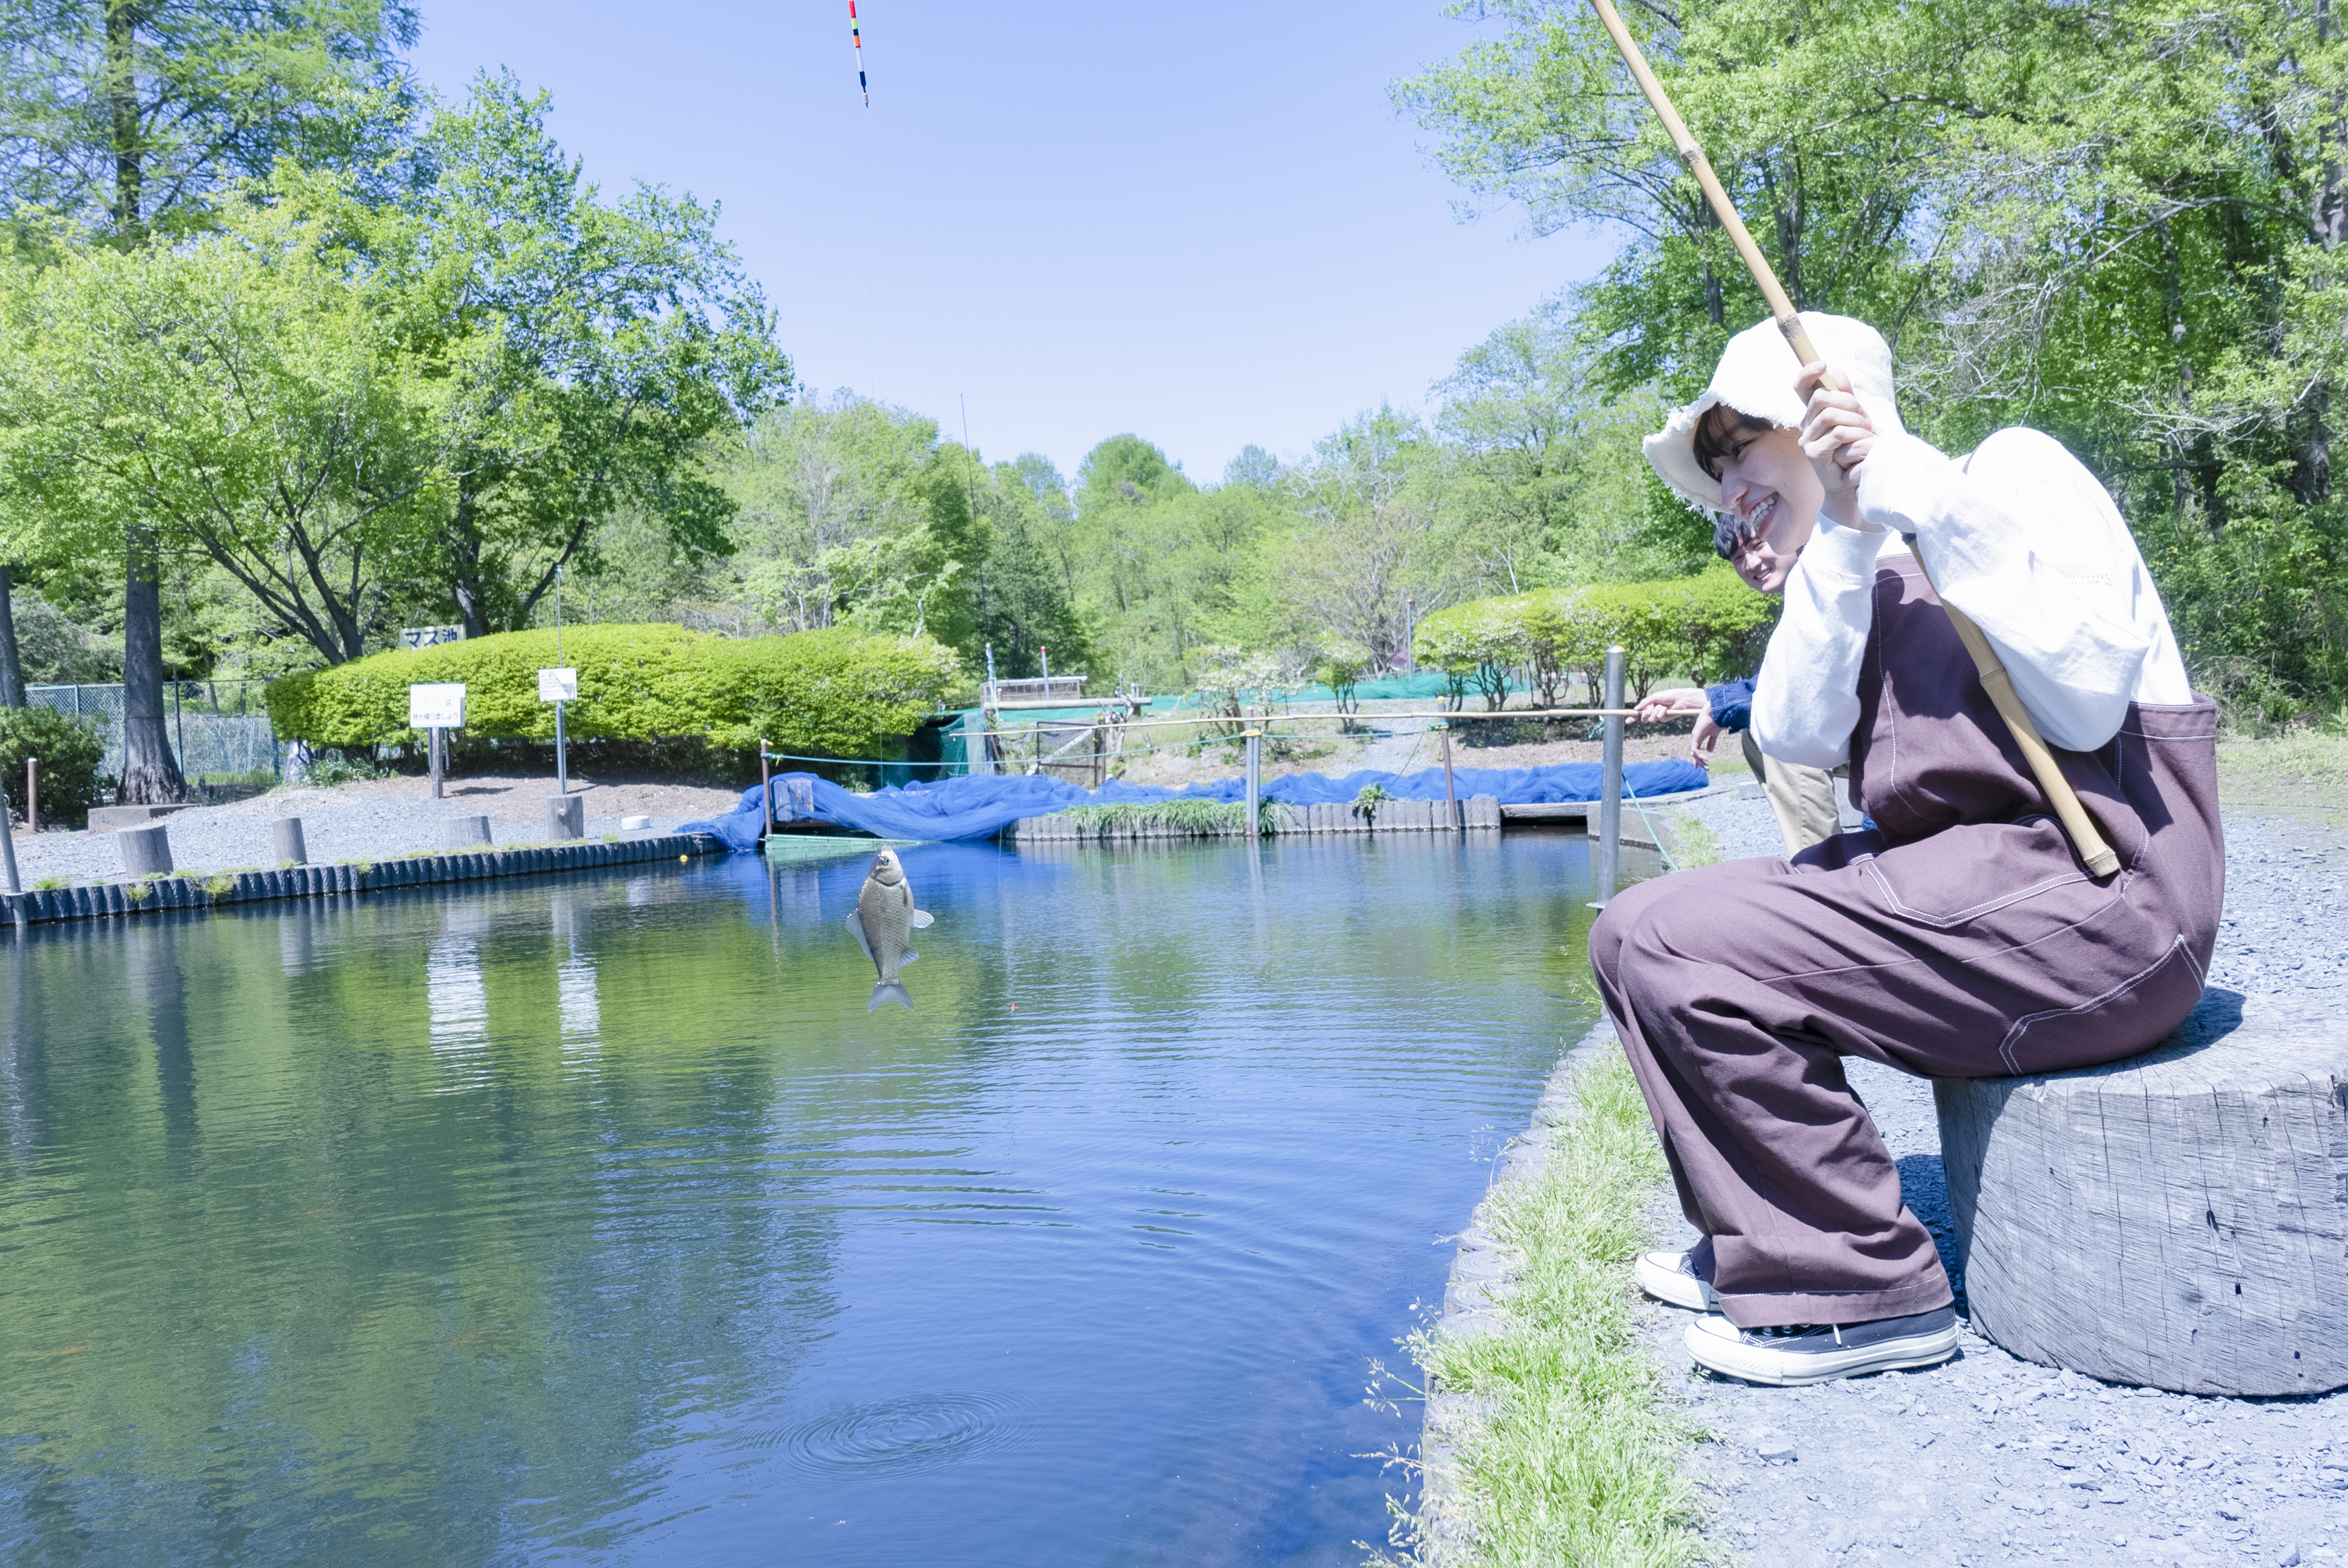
1644 312 1905 512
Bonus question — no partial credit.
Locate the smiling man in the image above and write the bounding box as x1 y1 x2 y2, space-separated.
1590 312 2221 1386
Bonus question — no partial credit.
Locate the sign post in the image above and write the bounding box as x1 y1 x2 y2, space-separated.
408 683 466 800
538 668 578 793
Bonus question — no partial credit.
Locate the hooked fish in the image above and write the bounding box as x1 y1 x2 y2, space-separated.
845 847 934 1012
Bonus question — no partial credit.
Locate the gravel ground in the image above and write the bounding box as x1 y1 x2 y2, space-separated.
4 772 745 886
1629 793 2348 1567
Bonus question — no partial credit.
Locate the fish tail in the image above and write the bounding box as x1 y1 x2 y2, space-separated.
868 981 914 1013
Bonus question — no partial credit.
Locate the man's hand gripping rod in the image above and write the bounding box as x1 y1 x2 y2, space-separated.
1584 0 2121 879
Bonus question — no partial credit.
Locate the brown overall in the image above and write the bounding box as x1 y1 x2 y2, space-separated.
1589 554 2224 1328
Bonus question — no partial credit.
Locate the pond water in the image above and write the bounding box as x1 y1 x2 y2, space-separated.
0 832 1614 1565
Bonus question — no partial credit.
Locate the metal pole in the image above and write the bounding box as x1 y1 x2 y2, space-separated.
1435 720 1459 830
1244 709 1261 837
1595 645 1626 906
1040 644 1050 692
25 757 35 834
760 737 774 840
554 565 567 794
431 726 444 801
1404 599 1417 674
0 772 19 895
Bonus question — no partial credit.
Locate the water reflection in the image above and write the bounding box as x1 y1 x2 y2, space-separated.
0 833 1616 1566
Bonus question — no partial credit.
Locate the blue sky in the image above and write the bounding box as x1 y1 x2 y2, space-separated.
409 2 1616 483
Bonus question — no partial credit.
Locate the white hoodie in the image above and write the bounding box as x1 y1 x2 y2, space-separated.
1749 427 2193 770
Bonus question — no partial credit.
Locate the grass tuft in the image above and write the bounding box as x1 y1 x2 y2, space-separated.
1055 798 1250 837
1373 1046 1701 1567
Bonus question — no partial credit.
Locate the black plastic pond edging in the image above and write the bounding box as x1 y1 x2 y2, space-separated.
1 833 725 931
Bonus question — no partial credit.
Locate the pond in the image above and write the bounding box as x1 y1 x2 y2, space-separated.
0 832 1615 1565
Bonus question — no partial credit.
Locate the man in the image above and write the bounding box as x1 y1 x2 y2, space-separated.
1593 311 2217 1385
1631 514 1838 857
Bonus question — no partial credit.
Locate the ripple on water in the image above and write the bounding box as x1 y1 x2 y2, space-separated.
756 1392 1023 1476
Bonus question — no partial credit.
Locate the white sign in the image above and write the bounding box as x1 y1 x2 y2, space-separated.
408 682 466 729
538 668 578 703
399 626 464 650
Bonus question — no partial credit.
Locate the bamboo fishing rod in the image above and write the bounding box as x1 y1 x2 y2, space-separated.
1584 0 2122 878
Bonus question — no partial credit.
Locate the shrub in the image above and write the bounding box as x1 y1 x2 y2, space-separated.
1414 565 1778 707
0 704 109 827
266 623 961 759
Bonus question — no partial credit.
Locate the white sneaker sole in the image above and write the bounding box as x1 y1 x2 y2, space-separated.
1684 1314 1960 1386
1634 1251 1719 1312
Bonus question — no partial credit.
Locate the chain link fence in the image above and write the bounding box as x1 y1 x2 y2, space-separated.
25 680 279 788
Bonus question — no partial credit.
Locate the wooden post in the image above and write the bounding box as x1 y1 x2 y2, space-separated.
760 738 774 842
430 727 444 800
1595 646 1625 905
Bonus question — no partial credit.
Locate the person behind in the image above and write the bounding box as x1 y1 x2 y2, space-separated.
1593 312 2216 1385
1631 513 1837 857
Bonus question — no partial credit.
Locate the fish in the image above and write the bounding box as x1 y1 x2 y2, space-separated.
844 847 934 1012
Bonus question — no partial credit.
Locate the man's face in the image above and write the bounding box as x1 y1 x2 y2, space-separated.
1715 424 1820 595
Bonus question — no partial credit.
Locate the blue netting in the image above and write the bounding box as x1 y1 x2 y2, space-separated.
679 759 1711 852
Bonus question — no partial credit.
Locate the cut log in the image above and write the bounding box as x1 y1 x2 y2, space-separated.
1934 989 2347 1395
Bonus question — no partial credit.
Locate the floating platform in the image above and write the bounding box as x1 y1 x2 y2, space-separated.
761 831 923 863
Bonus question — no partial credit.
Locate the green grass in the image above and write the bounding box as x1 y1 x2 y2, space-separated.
2215 722 2348 828
1378 1048 1702 1567
1054 798 1260 837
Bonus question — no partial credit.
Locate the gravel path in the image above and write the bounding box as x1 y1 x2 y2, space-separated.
5 773 744 886
1630 793 2348 1567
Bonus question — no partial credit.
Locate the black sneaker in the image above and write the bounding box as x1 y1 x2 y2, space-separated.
1685 1305 1959 1386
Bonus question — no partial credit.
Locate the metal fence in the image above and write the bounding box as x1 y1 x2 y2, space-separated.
25 681 278 785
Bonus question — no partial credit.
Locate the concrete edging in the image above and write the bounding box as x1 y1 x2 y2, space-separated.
2 832 724 931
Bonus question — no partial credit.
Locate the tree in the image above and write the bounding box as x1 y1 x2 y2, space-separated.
0 0 421 798
0 205 443 675
1276 406 1459 673
388 74 789 638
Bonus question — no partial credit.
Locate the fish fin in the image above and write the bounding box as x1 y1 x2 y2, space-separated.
900 950 919 967
844 910 873 963
910 909 935 928
868 981 913 1013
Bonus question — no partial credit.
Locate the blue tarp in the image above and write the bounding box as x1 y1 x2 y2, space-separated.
679 759 1713 852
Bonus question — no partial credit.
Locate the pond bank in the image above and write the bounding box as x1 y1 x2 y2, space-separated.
3 831 722 931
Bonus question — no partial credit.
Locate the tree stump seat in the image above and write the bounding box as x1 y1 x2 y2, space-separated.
1934 990 2347 1396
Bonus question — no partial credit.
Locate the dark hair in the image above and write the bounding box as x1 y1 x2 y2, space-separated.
1692 403 1776 482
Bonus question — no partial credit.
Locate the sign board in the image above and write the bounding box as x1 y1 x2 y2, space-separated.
399 626 464 650
537 668 578 703
408 683 466 729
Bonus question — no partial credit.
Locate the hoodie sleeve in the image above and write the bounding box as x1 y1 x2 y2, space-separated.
1852 428 2189 752
1749 519 1887 768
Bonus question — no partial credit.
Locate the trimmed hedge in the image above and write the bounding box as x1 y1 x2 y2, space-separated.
266 623 962 757
1414 565 1778 708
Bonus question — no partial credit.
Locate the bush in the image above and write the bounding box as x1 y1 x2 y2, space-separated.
1414 565 1778 707
266 623 962 759
0 705 109 827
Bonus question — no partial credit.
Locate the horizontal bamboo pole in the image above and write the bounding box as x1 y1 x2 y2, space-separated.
975 707 1639 740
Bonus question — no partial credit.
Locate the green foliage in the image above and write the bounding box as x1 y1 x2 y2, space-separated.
1402 0 2348 710
265 622 960 758
1054 798 1252 838
1351 783 1392 821
0 704 107 826
1415 565 1777 706
1388 1046 1697 1565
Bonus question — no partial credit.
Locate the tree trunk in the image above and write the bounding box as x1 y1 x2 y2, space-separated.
0 564 24 706
119 527 185 803
105 0 142 232
447 483 491 639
